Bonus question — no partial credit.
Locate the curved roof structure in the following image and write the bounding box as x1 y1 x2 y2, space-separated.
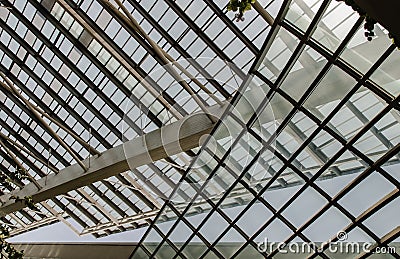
0 0 273 238
0 0 399 258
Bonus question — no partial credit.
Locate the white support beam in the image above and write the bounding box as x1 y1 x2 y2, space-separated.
0 105 227 216
0 63 370 216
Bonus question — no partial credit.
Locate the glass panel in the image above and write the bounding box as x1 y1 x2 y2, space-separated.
286 0 324 32
280 46 328 102
258 27 300 82
311 1 358 53
370 47 400 97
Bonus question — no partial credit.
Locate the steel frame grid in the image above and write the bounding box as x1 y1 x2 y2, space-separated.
0 0 277 238
0 0 399 255
132 1 294 256
134 0 400 258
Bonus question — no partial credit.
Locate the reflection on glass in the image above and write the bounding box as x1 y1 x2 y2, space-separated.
258 27 300 82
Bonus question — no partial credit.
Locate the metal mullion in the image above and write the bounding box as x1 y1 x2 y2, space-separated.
122 0 231 99
247 1 335 131
0 133 101 231
0 119 58 173
147 128 248 256
231 118 289 187
22 0 166 129
0 110 106 229
151 222 189 259
60 196 101 228
50 197 92 230
0 74 139 230
0 14 140 147
60 0 188 119
92 174 157 223
286 122 342 176
310 107 359 154
200 187 296 258
0 25 125 147
230 19 385 257
252 138 391 258
76 188 124 231
86 184 127 218
246 41 311 129
203 0 259 55
136 244 152 258
293 0 336 35
111 0 216 121
251 43 396 192
158 202 221 259
309 190 400 258
198 169 318 259
172 130 270 258
100 180 143 214
122 172 162 209
358 228 400 258
189 178 261 258
202 26 256 71
0 138 92 229
0 70 86 163
230 114 392 258
231 1 274 42
270 143 400 258
198 144 322 259
2 74 86 170
263 93 400 258
135 0 294 254
149 164 192 202
326 122 400 188
131 168 167 200
235 185 326 258
134 26 270 257
0 149 49 224
0 99 71 168
1 137 47 179
199 148 234 191
38 203 82 236
3 21 120 135
248 0 293 75
338 62 397 109
204 142 283 192
249 15 367 162
0 54 108 154
280 20 399 107
2 71 89 173
115 174 157 210
236 137 286 187
163 0 246 79
172 157 216 199
346 101 397 155
8 214 27 229
266 68 400 188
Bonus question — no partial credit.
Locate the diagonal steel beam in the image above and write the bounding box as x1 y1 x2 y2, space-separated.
0 107 224 216
0 53 379 216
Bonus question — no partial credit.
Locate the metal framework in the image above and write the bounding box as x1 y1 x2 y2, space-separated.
0 0 399 258
132 0 400 258
0 0 270 238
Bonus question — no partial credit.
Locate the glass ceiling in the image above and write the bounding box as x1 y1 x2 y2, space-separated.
133 0 400 258
0 0 273 237
0 0 399 258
